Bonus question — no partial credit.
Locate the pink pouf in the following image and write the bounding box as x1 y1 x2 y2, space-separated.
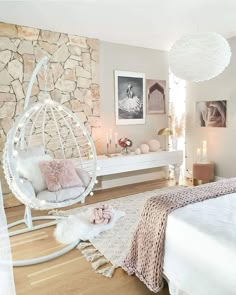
90 204 113 224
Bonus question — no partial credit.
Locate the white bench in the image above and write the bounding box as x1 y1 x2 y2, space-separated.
96 150 183 186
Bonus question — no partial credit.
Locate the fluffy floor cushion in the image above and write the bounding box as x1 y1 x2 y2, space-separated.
54 207 125 244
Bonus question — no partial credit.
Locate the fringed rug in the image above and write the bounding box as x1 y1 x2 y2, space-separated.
50 186 179 278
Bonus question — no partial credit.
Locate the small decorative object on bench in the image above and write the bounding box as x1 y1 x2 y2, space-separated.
158 127 173 150
140 143 149 154
118 137 133 154
135 147 141 155
105 129 119 157
148 139 161 152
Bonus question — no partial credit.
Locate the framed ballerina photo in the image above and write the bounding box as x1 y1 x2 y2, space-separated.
114 70 146 125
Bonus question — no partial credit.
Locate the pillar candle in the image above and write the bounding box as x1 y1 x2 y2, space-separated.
197 148 201 162
202 140 207 162
109 129 113 141
114 132 118 144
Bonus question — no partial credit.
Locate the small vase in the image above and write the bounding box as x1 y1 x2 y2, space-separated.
121 147 130 155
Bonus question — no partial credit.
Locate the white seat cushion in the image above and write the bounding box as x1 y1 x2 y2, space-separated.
37 186 85 203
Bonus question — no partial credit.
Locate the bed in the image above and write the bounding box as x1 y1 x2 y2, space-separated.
54 179 236 294
163 191 236 295
122 179 236 295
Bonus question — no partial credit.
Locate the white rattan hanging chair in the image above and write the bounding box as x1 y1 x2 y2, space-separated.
3 56 97 210
2 56 97 266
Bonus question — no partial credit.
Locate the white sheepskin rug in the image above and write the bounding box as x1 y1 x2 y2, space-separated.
54 207 125 244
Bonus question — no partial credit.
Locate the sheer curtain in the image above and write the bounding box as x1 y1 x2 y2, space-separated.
0 183 16 295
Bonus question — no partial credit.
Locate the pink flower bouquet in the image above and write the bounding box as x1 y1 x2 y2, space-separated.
118 137 132 154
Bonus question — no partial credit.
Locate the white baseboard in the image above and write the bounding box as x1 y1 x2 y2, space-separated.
214 176 226 181
95 169 167 190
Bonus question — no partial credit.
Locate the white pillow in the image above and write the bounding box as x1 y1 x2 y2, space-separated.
17 154 52 193
75 168 91 187
18 178 36 199
17 145 45 158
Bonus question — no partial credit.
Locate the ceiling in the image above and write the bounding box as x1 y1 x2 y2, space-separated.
0 0 236 51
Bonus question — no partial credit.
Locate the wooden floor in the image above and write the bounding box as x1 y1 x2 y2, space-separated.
6 179 186 295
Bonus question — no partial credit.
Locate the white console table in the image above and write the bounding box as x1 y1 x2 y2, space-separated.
96 150 183 185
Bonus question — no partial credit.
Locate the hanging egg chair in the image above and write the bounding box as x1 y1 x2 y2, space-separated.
3 98 97 210
3 56 97 210
2 56 97 266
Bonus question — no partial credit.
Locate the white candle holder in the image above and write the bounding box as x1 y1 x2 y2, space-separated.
196 148 201 163
106 142 111 157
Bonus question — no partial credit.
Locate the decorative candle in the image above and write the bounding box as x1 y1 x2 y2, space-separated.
109 129 113 141
106 133 109 144
114 132 118 144
202 140 207 162
197 148 201 162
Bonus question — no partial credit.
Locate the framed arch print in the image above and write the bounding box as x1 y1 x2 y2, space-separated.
147 79 166 114
115 71 146 125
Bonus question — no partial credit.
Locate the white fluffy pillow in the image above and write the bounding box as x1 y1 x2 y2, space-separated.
76 168 91 187
17 145 45 158
17 154 52 193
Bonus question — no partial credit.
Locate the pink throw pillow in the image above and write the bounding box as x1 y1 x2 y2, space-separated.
39 159 84 192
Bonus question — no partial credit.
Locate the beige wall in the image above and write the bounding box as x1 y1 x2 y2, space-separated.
186 36 236 178
98 41 169 154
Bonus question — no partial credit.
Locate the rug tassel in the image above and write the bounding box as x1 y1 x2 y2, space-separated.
77 242 92 250
96 265 117 278
92 258 109 270
48 209 66 216
87 253 103 262
82 248 97 258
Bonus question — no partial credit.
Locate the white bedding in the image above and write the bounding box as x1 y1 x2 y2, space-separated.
163 192 236 295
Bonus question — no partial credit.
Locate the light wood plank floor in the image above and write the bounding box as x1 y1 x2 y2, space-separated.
6 179 187 295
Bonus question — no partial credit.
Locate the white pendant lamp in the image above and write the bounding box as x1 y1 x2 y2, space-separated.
169 32 231 82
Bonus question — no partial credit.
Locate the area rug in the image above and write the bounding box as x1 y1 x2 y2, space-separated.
50 186 180 278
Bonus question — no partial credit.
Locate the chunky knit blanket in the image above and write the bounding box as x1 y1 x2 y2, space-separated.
122 178 236 293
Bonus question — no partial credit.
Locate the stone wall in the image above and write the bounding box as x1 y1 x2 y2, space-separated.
0 22 100 203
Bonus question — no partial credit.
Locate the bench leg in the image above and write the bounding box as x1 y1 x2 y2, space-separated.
173 164 181 185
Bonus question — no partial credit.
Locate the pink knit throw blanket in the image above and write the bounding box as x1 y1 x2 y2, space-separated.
122 178 236 293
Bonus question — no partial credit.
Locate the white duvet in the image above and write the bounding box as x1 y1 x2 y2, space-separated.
163 192 236 295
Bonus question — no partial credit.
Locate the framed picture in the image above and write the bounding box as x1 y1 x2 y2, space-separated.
114 70 146 125
147 79 166 114
196 100 227 127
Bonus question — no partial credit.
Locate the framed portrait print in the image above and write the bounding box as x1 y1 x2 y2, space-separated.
114 71 146 125
147 79 166 114
196 100 227 127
